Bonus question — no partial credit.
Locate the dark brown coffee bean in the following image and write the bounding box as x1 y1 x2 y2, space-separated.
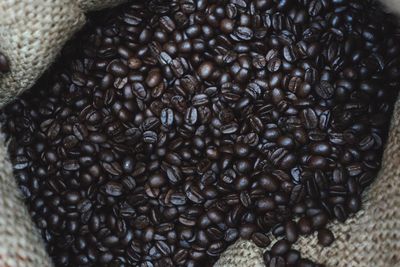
173 249 188 265
307 0 322 15
146 69 162 88
159 15 176 32
107 59 128 77
301 108 318 129
239 224 257 239
298 217 313 235
149 173 167 187
143 131 158 144
347 196 361 213
132 82 147 99
315 81 334 99
311 213 329 229
234 26 253 41
285 250 301 265
198 61 214 80
317 229 334 247
258 174 280 192
185 107 198 125
271 239 290 256
285 221 298 243
64 191 81 204
251 232 271 247
104 181 123 197
0 52 10 72
62 160 79 171
267 57 282 72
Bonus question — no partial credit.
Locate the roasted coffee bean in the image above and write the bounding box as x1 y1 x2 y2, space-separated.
298 217 313 235
267 57 282 72
184 107 198 125
285 221 299 243
239 224 257 239
285 250 301 265
104 181 123 197
198 61 214 80
271 239 290 256
2 1 399 267
252 232 271 247
311 213 329 229
0 52 10 73
258 174 280 192
268 256 285 267
315 81 334 99
317 229 334 247
107 59 128 77
234 26 253 41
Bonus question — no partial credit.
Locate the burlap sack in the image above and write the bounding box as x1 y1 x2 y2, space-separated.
0 0 127 107
0 1 399 267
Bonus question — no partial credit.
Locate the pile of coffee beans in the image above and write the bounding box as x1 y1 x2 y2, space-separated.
0 52 9 73
2 0 400 266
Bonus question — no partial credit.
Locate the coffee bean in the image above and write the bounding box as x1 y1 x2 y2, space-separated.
132 82 147 99
271 239 290 256
159 16 176 32
239 224 257 239
160 108 174 127
234 26 253 40
64 191 81 204
146 69 162 88
317 229 334 246
315 81 334 99
285 250 301 265
0 52 10 73
311 213 329 229
104 181 123 197
143 131 158 144
298 217 313 235
267 57 282 72
258 174 279 192
347 196 361 213
107 59 128 77
148 173 166 187
252 232 271 247
185 107 198 125
62 160 79 171
285 221 299 243
198 61 214 80
308 0 323 16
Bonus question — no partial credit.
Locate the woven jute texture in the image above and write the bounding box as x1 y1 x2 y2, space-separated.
0 0 126 108
0 133 53 267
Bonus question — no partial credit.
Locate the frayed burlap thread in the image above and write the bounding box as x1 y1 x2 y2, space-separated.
0 0 127 108
216 97 400 267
